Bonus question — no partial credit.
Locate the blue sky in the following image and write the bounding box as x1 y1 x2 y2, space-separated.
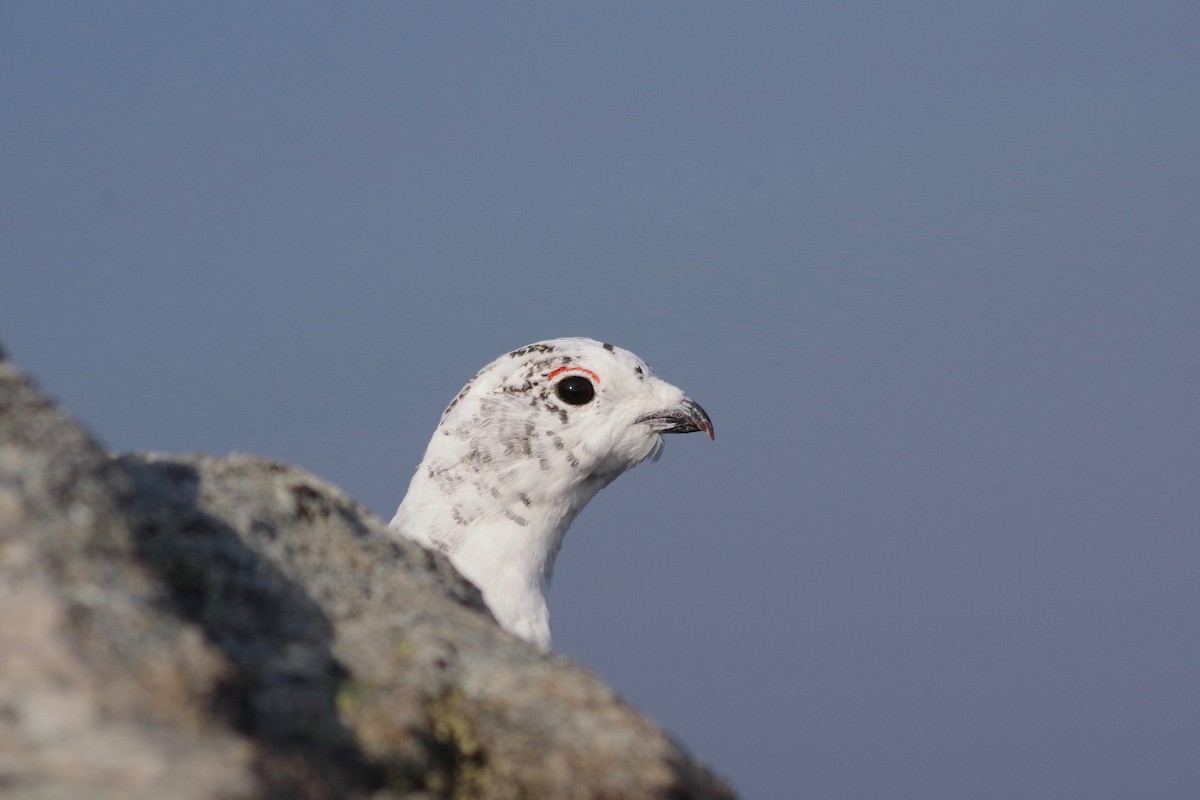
3 4 1199 797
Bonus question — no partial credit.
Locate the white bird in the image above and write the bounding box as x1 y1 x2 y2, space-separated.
389 337 713 649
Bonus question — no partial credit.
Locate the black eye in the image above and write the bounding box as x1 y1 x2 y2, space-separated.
555 375 595 405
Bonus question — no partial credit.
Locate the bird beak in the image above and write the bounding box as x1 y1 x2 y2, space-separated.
636 397 715 440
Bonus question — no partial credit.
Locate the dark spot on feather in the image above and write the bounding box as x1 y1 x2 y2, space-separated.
518 492 531 506
602 342 615 352
428 466 462 488
516 343 556 357
464 449 493 469
542 402 569 425
509 343 558 359
504 509 529 527
442 380 474 417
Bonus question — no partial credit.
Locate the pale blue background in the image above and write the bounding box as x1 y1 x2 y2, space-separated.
4 4 1199 797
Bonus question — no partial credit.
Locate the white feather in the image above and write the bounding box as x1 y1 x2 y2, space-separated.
389 337 710 649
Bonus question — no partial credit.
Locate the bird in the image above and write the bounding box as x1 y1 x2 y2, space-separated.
389 337 713 649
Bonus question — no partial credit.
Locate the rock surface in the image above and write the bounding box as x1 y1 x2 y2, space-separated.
0 343 734 799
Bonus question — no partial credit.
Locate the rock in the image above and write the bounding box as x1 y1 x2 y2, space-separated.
0 343 735 799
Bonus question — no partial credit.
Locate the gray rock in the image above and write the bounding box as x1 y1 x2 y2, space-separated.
0 343 735 799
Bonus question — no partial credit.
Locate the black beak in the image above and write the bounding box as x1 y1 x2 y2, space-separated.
637 398 715 440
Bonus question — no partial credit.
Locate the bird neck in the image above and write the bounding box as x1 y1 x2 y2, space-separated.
450 513 572 649
390 467 613 649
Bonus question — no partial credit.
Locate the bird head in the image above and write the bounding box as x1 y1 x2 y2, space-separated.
391 337 713 648
443 337 711 485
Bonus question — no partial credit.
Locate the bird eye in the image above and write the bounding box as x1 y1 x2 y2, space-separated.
554 374 595 405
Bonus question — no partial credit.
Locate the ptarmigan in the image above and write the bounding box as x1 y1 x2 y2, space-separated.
389 337 713 649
